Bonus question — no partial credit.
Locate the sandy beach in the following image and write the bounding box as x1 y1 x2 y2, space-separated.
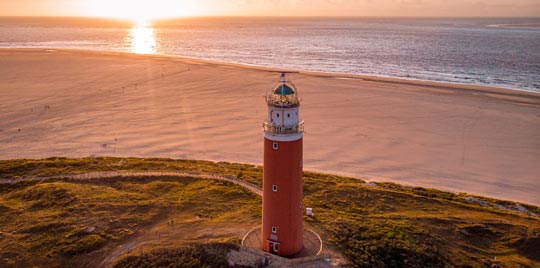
1 49 539 205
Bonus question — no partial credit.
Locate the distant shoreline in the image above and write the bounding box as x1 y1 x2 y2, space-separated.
2 47 539 98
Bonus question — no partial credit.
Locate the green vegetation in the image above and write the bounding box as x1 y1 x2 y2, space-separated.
329 219 444 268
0 157 538 268
0 161 260 268
302 174 540 268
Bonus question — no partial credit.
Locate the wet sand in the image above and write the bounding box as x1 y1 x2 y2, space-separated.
1 49 539 205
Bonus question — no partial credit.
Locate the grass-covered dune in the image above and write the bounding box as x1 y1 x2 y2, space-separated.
0 157 539 268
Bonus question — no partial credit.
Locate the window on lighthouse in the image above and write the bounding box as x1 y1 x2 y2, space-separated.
272 185 278 192
273 142 278 150
272 226 277 233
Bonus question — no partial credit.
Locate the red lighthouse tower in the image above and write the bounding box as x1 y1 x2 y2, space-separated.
262 72 304 256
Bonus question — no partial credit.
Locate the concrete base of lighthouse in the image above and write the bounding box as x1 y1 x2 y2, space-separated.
242 226 322 259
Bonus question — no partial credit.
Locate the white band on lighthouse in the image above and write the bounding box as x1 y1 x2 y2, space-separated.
264 132 303 142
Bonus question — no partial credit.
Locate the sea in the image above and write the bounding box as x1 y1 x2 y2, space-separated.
1 16 539 92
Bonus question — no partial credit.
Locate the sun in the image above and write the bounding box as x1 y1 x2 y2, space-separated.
87 0 200 21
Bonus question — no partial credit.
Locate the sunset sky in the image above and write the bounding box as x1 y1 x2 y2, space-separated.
0 0 539 18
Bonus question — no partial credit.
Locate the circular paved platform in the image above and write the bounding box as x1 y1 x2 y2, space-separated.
241 226 323 259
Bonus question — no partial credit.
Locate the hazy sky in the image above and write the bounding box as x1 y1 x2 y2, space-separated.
1 0 539 18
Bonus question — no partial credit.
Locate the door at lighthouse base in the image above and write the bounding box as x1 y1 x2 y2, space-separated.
267 240 280 254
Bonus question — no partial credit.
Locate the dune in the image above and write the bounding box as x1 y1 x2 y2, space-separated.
0 48 539 205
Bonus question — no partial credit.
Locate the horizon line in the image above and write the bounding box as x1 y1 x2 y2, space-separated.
1 15 540 20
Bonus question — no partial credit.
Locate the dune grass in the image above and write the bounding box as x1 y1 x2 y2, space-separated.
0 157 538 268
0 168 259 267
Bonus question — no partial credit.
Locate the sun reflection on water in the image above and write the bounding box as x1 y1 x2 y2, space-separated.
126 20 158 54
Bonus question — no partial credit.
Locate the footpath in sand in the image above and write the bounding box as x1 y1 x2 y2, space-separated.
1 49 539 205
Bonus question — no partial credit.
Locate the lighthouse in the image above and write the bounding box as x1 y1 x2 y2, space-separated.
262 72 304 256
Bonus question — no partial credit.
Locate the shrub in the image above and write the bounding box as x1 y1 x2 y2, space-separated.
330 220 444 268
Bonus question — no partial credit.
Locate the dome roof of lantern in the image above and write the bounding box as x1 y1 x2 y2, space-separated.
273 83 295 95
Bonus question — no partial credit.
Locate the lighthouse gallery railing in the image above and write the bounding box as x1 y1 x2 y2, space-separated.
266 94 300 106
263 121 304 134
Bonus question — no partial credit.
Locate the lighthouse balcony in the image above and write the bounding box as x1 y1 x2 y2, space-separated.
266 94 300 107
263 121 304 134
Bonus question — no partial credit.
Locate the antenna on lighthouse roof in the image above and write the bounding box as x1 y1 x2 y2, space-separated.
269 70 298 82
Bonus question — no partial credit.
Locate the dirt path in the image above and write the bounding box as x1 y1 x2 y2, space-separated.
0 171 262 196
99 239 141 267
